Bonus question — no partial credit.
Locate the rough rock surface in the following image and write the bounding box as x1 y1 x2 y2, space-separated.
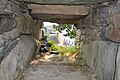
0 1 42 80
106 0 120 42
21 65 89 80
82 41 119 80
30 20 43 39
15 14 34 34
2 29 20 41
0 35 6 47
0 16 16 33
0 1 120 80
0 35 37 80
115 45 120 80
20 54 97 80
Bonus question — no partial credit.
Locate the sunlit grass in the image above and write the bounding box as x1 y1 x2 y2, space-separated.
51 45 80 61
53 45 76 56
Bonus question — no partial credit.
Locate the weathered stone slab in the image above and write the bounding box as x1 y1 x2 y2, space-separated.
106 1 120 42
0 35 6 47
15 14 34 34
0 39 18 62
29 4 90 24
0 35 37 80
17 0 111 5
101 42 118 80
107 14 120 42
7 1 28 14
99 6 109 27
0 0 28 15
2 29 20 41
0 0 7 14
29 4 90 16
82 41 119 80
0 15 16 33
115 45 120 80
30 20 43 39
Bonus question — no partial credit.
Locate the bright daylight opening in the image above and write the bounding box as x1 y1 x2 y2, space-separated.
32 21 79 63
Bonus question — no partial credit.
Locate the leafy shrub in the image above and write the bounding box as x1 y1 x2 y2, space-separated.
48 39 79 56
48 39 57 51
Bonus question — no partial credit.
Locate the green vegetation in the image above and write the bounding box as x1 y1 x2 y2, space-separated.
53 45 76 55
47 39 57 50
53 24 77 39
48 39 80 57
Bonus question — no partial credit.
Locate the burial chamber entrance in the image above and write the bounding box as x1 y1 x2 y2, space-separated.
0 0 120 80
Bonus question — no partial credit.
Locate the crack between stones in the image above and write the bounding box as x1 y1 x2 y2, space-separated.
113 44 119 80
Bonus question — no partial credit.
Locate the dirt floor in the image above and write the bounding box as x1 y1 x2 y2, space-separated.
20 54 98 80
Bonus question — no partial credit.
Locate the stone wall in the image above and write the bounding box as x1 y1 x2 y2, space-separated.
106 0 120 42
0 0 119 80
80 0 120 80
0 0 41 80
30 20 43 39
82 41 119 80
77 4 109 44
0 35 37 80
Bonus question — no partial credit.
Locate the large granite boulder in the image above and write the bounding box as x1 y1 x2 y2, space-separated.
2 29 20 41
106 0 120 42
115 45 120 80
82 41 119 80
0 15 16 33
0 1 40 80
30 20 43 39
15 14 34 34
0 35 37 80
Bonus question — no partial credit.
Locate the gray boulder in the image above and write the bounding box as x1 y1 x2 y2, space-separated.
82 41 119 80
0 35 37 80
0 16 16 33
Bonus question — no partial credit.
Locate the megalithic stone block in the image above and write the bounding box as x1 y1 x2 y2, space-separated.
17 0 112 5
28 4 90 24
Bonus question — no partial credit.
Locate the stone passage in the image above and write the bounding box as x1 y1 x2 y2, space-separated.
0 0 42 80
20 54 96 80
22 65 88 80
0 0 120 80
77 0 120 80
